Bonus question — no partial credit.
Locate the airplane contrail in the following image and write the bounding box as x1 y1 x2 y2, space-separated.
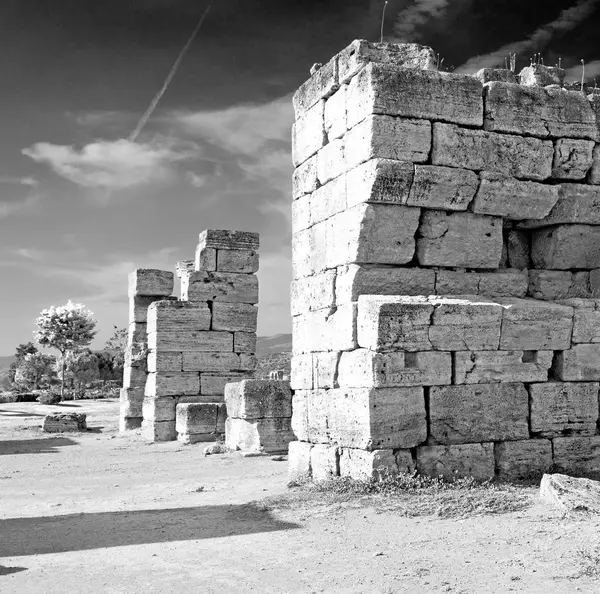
129 0 214 142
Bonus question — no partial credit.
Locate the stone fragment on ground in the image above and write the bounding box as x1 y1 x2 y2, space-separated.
43 413 87 433
540 473 600 514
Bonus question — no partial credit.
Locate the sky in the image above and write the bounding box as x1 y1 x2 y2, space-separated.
0 0 599 355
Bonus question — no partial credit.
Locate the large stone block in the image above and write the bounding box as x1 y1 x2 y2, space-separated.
181 352 245 372
519 64 565 87
337 349 451 388
292 223 327 279
324 84 347 141
293 304 357 354
428 383 529 445
552 436 600 476
312 351 342 389
528 270 591 301
309 174 346 225
454 350 552 384
211 302 257 333
147 352 183 373
498 298 573 350
198 229 259 252
148 329 233 353
317 138 346 185
407 165 478 211
142 395 179 423
484 82 597 140
141 419 176 442
146 301 211 333
470 172 559 220
42 413 87 433
530 382 599 436
200 373 249 396
176 402 222 436
225 417 294 454
474 68 518 84
195 246 217 272
145 372 199 397
416 210 503 269
233 332 257 354
225 379 292 419
347 63 483 129
568 299 600 343
290 355 312 391
119 387 144 418
553 344 600 381
291 193 311 232
495 440 553 481
293 56 338 117
339 448 414 479
432 123 553 181
128 269 174 297
344 115 431 170
288 441 313 480
123 365 147 389
129 295 166 324
552 139 595 180
292 100 326 166
181 270 259 303
310 444 340 481
293 154 318 200
416 443 495 480
216 249 259 274
532 225 600 270
291 269 336 315
435 270 528 299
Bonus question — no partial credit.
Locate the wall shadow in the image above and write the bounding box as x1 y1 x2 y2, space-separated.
0 408 45 418
0 437 77 456
0 565 27 576
0 503 299 557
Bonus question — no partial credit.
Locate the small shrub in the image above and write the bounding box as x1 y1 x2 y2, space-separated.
37 392 61 405
15 392 38 403
0 392 18 403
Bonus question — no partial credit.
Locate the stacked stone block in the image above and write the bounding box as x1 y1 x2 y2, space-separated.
290 40 600 481
224 379 294 454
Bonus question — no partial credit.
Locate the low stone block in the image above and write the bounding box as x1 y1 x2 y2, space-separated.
291 391 310 441
428 383 529 445
211 302 257 333
144 372 199 397
311 444 340 481
532 225 600 270
176 402 222 436
417 210 503 269
123 365 147 389
141 419 176 442
197 229 259 252
552 139 595 179
201 373 249 396
119 416 142 431
569 300 600 343
552 436 600 477
416 443 495 480
181 270 259 304
225 379 292 419
498 298 573 350
147 301 211 333
339 448 412 480
42 413 87 433
507 230 531 270
234 332 257 354
530 382 599 436
519 64 565 87
148 330 233 353
147 352 183 373
128 269 174 297
291 269 336 315
407 165 478 211
288 441 313 480
292 100 326 166
495 440 552 481
528 271 580 301
553 344 600 381
225 417 294 454
142 396 177 422
293 154 318 200
432 123 553 181
216 249 259 274
129 295 163 324
454 350 552 384
195 246 217 272
324 84 347 141
293 304 357 354
435 270 528 299
474 68 517 84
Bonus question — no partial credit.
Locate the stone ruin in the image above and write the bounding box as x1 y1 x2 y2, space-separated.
288 40 600 482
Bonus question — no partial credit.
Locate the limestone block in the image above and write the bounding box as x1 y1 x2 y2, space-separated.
532 225 600 270
417 211 503 269
129 295 164 324
416 443 495 480
145 372 199 397
201 373 250 396
337 349 451 388
429 296 504 351
553 344 600 381
407 165 478 211
540 473 600 514
292 303 357 354
313 351 341 389
292 100 326 166
176 402 221 436
339 448 413 480
234 332 257 354
291 354 312 390
474 68 517 84
176 260 195 279
293 56 338 117
507 231 531 270
590 144 600 184
215 249 259 274
225 417 294 454
519 64 565 87
327 204 421 268
552 139 595 179
291 269 336 316
435 270 528 299
141 419 176 442
308 386 426 450
470 172 559 220
195 246 217 272
345 158 413 207
181 270 259 303
357 296 433 352
292 223 326 279
591 270 600 297
42 413 87 433
495 440 553 481
291 391 310 441
432 123 553 181
335 264 435 305
147 301 211 333
123 365 147 389
288 441 313 480
211 303 257 333
324 85 347 140
225 379 292 419
291 193 311 232
119 388 144 418
147 352 183 373
484 82 597 140
182 352 241 372
346 63 483 129
142 396 177 422
570 300 600 343
518 184 600 228
310 174 346 225
528 270 591 301
120 417 142 431
311 445 339 481
198 229 259 252
552 436 600 476
498 298 573 350
148 330 233 353
128 269 174 298
292 154 318 199
530 382 599 436
344 115 431 171
428 383 529 445
454 350 552 384
337 40 437 85
317 138 345 185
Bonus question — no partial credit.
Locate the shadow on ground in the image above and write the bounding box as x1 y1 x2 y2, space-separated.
0 437 78 456
0 504 299 557
0 409 45 418
0 565 27 576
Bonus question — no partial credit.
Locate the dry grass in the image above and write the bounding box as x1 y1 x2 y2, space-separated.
576 544 600 579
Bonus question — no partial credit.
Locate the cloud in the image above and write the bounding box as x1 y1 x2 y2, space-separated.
0 176 41 218
0 176 39 187
393 0 450 42
457 0 600 73
565 60 600 84
22 137 199 189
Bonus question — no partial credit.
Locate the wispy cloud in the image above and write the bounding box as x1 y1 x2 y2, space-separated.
0 176 41 218
565 59 600 84
0 176 39 187
393 0 450 42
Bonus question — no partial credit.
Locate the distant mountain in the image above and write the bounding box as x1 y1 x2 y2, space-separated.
256 334 292 356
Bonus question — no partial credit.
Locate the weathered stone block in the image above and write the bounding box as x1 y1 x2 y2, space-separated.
293 56 338 117
519 64 565 87
416 443 495 480
225 379 292 419
310 174 346 225
530 382 599 436
291 193 311 232
176 402 221 436
432 123 553 181
182 352 245 372
288 441 313 480
311 444 340 481
435 270 528 299
312 351 341 389
532 225 600 270
344 115 431 170
590 144 600 184
292 100 326 166
119 417 142 431
498 298 573 350
148 330 233 353
347 63 483 129
142 396 177 422
215 249 259 274
42 413 87 433
324 84 347 140
569 300 600 343
292 154 318 200
292 224 326 279
291 269 336 315
339 448 414 479
407 165 478 211
428 383 529 445
470 172 559 220
552 139 595 179
291 355 312 391
141 419 176 442
290 391 310 441
201 373 249 396
317 138 345 186
293 304 357 354
495 440 552 480
507 230 531 270
145 372 199 397
147 301 211 333
198 229 259 252
454 350 552 384
234 332 257 354
128 269 174 297
123 365 147 389
553 344 600 381
211 303 257 333
195 246 217 272
417 211 503 269
474 68 517 84
120 387 144 418
147 352 183 373
553 436 600 476
225 417 294 453
528 270 591 301
181 270 259 303
338 349 451 388
129 295 165 324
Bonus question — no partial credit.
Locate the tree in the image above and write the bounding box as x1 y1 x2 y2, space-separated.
104 326 127 353
35 301 97 398
8 342 38 386
14 352 56 391
103 326 127 387
61 349 100 398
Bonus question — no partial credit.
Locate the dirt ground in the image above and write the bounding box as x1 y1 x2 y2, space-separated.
1 400 600 594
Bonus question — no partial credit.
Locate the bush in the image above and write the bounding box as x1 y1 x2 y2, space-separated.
0 392 18 403
15 392 38 403
37 392 62 405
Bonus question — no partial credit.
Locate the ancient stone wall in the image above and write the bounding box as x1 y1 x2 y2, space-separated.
289 40 600 481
